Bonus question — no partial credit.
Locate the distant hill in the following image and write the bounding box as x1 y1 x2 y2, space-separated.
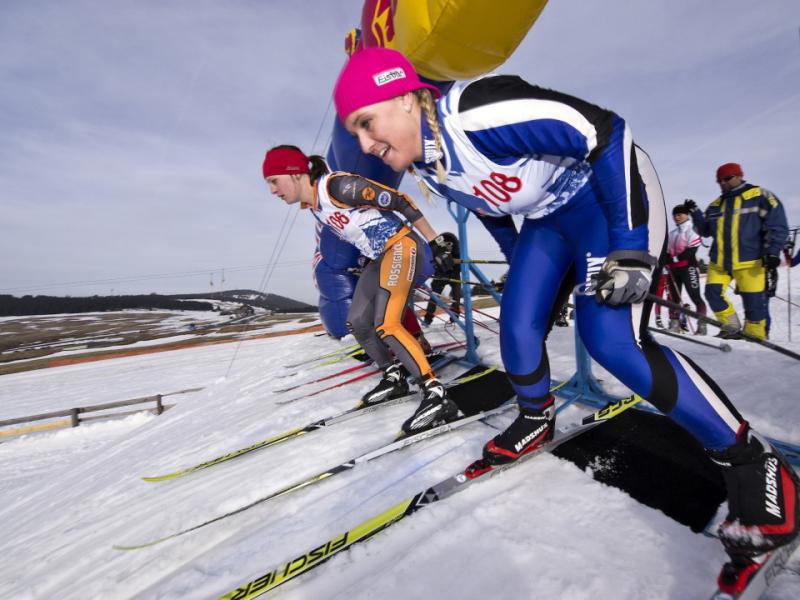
171 290 317 312
0 290 316 317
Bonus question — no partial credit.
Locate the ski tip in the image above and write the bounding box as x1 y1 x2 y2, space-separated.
112 542 147 552
141 474 175 483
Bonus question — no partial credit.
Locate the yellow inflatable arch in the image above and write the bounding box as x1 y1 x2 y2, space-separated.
359 0 549 81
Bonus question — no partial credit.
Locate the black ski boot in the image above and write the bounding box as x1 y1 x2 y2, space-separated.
467 396 556 478
708 422 799 560
400 378 459 435
360 363 409 406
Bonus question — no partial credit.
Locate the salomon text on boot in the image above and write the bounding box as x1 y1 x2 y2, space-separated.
400 378 459 435
360 363 409 406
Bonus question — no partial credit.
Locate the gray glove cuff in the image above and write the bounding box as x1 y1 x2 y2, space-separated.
606 250 658 269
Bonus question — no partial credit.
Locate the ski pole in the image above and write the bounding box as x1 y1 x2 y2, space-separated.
785 234 795 342
648 327 732 353
646 293 800 362
430 276 490 287
454 259 508 265
788 266 793 343
419 289 500 324
416 288 499 335
771 294 800 310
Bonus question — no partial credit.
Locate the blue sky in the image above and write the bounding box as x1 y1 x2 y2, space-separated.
1 1 798 304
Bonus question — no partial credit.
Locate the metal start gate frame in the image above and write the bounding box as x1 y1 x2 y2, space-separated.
425 202 800 465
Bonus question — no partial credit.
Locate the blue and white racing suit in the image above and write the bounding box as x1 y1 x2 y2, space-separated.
413 75 743 450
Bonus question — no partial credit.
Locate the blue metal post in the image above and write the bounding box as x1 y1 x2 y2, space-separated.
447 201 480 365
550 296 618 408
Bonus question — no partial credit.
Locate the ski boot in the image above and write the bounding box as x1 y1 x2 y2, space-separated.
714 313 742 339
679 309 691 332
708 423 800 590
466 396 556 477
667 318 683 333
400 378 459 435
360 363 409 406
716 552 773 596
655 315 665 329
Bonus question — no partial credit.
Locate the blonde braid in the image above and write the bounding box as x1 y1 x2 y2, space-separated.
415 89 448 184
408 165 433 204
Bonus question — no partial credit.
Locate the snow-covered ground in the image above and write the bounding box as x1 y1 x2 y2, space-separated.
0 283 798 599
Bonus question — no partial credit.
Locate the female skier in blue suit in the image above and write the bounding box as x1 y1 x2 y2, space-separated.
332 47 798 592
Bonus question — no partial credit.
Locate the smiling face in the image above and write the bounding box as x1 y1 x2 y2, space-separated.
265 174 303 205
343 94 422 172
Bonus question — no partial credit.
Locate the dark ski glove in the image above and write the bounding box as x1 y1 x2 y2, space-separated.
763 254 781 269
430 235 455 275
594 250 657 305
766 267 778 297
683 198 698 212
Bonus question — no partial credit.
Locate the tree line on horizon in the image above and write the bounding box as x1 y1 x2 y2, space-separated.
0 291 317 317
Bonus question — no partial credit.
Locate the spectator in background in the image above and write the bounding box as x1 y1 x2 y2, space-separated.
422 232 462 324
787 232 799 267
687 163 788 340
653 266 671 329
665 203 708 334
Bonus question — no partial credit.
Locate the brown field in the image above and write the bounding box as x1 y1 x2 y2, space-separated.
0 311 320 376
0 297 498 377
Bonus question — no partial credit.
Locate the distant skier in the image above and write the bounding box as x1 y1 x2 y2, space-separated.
262 145 459 434
333 47 799 591
665 202 708 334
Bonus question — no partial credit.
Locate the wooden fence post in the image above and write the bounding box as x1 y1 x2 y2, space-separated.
70 408 80 428
155 395 163 415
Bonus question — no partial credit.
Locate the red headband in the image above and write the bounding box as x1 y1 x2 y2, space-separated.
262 147 310 178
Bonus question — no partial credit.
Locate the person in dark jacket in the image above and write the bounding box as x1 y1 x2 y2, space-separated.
687 162 788 340
422 232 461 324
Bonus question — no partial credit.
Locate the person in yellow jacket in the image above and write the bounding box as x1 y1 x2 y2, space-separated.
686 162 788 339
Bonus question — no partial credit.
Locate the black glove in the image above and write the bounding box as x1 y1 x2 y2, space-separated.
784 238 796 255
430 235 455 275
346 256 371 277
763 254 781 269
766 267 778 297
683 199 698 212
594 250 657 305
